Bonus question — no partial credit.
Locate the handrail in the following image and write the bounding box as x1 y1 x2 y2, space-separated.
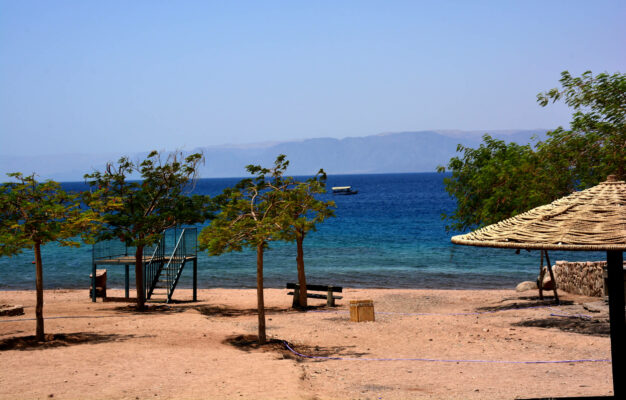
163 228 187 301
142 227 196 302
144 235 165 300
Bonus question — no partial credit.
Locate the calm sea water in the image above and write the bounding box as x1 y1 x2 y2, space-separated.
0 173 602 290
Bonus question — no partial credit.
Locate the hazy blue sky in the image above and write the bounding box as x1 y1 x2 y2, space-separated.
1 0 624 156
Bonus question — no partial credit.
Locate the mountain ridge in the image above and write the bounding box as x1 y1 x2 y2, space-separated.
0 130 547 181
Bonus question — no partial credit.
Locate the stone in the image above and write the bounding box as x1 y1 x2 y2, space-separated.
0 304 24 316
582 301 608 314
516 281 537 292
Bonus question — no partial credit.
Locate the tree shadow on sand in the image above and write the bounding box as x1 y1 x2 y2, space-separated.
223 334 369 362
196 304 326 318
0 332 136 351
476 298 574 312
109 303 196 315
513 317 610 337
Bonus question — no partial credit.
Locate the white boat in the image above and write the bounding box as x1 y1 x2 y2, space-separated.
331 186 358 195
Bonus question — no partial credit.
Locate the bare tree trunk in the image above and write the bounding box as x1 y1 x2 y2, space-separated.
34 241 45 341
135 245 145 311
256 242 266 344
296 231 307 308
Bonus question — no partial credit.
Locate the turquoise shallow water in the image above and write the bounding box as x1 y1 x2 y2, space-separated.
0 173 602 290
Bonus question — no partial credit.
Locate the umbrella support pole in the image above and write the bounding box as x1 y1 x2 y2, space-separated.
538 250 545 300
607 250 624 398
543 251 559 304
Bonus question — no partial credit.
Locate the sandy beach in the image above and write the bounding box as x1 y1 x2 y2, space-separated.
0 288 613 399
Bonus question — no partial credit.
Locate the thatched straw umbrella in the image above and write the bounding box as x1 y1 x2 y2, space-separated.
451 175 625 397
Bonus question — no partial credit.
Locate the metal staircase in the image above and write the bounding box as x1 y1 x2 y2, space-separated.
144 228 197 303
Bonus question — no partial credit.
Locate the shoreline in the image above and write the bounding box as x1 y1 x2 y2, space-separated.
1 288 613 399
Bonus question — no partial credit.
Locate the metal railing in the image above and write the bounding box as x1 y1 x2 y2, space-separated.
93 227 196 303
144 237 165 300
146 227 197 302
161 228 189 302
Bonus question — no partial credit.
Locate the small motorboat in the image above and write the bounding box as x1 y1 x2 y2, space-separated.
331 186 358 195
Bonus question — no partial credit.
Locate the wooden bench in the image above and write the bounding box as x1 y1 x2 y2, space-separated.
286 283 343 307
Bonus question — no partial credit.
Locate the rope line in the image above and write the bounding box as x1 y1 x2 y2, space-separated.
282 341 610 364
310 305 594 319
0 315 121 323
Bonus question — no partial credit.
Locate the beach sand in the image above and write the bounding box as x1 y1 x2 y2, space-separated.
0 288 613 399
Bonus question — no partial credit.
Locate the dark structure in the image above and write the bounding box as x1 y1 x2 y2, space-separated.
452 176 625 398
91 227 198 303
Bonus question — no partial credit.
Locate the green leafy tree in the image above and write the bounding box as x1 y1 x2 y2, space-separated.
276 170 335 308
439 70 625 231
198 156 289 344
537 70 626 186
0 173 95 341
84 151 212 310
437 137 546 231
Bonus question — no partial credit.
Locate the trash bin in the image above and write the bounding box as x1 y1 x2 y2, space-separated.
90 269 107 299
350 299 375 322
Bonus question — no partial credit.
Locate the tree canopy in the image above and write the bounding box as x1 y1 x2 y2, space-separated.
84 150 212 309
274 169 335 307
199 155 290 344
439 70 625 231
0 173 94 340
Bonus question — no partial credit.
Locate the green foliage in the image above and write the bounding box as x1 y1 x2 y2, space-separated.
440 70 625 231
0 173 92 255
198 155 289 255
199 154 335 336
199 155 292 344
437 136 544 232
199 154 335 255
0 172 95 340
537 70 626 186
84 150 213 309
274 169 335 241
84 150 213 247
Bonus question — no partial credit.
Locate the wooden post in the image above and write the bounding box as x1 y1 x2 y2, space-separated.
327 286 335 307
544 251 559 304
538 250 545 300
124 264 130 298
91 262 97 302
256 242 266 344
606 250 624 398
292 285 300 308
193 258 197 302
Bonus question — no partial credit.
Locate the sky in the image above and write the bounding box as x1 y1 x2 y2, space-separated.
1 0 625 156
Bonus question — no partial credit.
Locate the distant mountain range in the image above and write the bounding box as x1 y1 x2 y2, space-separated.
0 130 547 181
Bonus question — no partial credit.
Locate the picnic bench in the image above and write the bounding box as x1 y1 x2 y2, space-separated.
286 283 343 307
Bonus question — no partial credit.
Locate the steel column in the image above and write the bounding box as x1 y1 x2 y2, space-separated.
607 250 624 398
125 264 130 298
91 262 97 302
193 258 197 302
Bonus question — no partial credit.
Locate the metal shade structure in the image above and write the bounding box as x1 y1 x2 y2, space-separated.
451 175 625 398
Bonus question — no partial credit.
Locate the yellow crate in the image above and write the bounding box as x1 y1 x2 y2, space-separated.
349 299 374 322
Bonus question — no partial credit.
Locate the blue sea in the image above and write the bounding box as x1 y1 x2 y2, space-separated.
0 173 602 291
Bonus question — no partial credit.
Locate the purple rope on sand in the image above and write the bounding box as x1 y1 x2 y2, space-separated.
282 341 610 364
547 307 593 320
310 305 594 319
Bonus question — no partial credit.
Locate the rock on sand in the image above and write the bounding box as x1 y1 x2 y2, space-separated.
516 281 537 292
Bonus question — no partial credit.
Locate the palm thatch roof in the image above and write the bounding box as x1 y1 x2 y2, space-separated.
451 175 626 251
